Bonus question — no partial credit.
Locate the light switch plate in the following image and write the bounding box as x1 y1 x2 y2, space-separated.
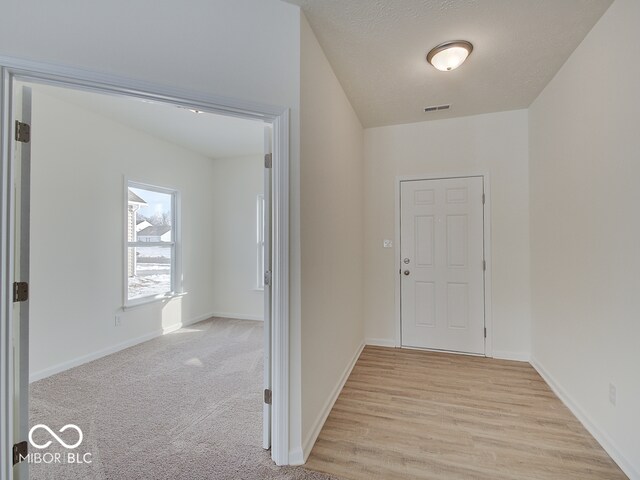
383 240 393 248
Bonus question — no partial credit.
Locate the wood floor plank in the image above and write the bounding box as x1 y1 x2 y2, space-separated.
305 346 627 480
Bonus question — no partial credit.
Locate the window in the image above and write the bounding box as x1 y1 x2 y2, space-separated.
126 181 179 305
257 194 265 289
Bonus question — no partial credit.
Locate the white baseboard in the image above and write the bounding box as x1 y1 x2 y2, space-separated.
30 312 217 383
293 341 365 465
531 357 639 480
288 446 305 466
29 330 160 383
365 337 397 347
491 350 530 362
209 311 264 322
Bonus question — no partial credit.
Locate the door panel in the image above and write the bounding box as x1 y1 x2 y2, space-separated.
414 282 435 326
12 85 32 479
447 215 468 267
415 216 434 266
262 125 272 450
446 282 469 329
400 177 484 354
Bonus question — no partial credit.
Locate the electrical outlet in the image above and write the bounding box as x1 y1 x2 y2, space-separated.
609 383 616 406
115 315 122 327
383 239 393 248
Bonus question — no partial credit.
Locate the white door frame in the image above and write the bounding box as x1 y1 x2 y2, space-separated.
0 56 291 479
394 173 493 357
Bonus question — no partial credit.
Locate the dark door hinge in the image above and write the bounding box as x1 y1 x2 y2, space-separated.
264 153 273 169
264 270 272 287
15 121 30 143
264 388 272 405
482 193 485 204
13 441 28 465
484 327 487 338
13 282 28 302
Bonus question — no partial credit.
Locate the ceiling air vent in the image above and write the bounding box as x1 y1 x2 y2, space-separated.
424 104 451 113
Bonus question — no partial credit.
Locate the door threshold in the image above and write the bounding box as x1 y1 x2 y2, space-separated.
399 345 486 357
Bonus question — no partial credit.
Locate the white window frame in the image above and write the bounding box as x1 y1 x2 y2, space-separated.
124 179 181 307
257 193 265 290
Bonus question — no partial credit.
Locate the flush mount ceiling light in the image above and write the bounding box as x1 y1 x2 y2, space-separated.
427 40 473 72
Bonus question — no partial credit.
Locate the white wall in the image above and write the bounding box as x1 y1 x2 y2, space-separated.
298 14 365 461
529 0 639 476
363 110 531 360
0 0 307 457
0 0 300 112
210 155 264 321
29 88 220 380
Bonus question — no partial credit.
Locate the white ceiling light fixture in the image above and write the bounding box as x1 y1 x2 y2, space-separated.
427 40 473 72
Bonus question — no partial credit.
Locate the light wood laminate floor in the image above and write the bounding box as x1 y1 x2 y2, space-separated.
305 346 626 480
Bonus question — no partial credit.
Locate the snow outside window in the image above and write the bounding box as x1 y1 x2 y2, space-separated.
126 182 178 304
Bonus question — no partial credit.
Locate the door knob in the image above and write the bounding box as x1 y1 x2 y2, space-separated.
403 258 410 264
403 270 410 276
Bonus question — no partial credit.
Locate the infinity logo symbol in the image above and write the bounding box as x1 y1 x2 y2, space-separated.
28 424 83 450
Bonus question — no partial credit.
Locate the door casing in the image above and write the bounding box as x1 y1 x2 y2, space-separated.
394 173 493 357
0 56 292 479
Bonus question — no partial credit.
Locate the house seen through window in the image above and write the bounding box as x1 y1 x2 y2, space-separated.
127 182 178 303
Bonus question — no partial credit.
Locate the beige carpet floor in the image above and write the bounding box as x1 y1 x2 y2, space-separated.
29 317 338 480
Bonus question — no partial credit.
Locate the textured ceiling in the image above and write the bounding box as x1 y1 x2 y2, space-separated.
285 0 613 127
32 84 265 159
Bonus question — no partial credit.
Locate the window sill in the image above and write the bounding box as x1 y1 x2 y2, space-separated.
122 291 187 311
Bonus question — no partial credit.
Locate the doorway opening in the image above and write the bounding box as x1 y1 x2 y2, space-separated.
0 64 291 479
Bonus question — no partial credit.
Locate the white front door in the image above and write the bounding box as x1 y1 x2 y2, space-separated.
400 177 485 354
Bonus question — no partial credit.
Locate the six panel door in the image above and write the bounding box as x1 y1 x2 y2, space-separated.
400 177 485 354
